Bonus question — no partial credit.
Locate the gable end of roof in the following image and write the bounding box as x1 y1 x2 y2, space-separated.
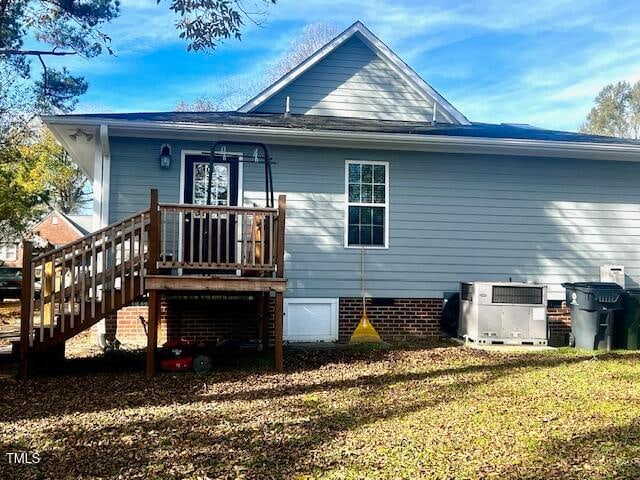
238 21 471 125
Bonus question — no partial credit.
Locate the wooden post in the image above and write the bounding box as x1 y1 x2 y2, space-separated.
19 241 33 379
274 195 286 372
257 293 269 351
146 189 160 378
274 292 284 372
146 291 159 378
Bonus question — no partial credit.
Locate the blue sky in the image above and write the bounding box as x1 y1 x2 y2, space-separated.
47 0 640 131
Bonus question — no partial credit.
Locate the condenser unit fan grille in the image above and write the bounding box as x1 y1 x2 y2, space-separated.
492 286 543 305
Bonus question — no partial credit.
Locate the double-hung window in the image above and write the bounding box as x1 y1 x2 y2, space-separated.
345 160 389 248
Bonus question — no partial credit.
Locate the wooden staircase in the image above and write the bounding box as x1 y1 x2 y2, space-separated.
19 209 150 373
19 189 288 378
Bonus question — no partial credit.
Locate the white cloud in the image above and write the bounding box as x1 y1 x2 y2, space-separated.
44 0 640 131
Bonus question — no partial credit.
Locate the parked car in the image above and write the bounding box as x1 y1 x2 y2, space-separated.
0 267 22 303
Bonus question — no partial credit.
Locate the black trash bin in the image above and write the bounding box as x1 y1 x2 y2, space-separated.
614 289 640 350
562 282 624 351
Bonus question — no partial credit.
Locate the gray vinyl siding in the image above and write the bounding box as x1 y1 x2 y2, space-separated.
253 36 447 122
109 136 640 300
245 146 640 300
108 137 213 221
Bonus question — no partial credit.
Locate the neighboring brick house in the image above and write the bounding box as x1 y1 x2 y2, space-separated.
0 211 92 268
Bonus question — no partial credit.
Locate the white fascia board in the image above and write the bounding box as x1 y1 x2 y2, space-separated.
41 116 640 162
56 211 87 238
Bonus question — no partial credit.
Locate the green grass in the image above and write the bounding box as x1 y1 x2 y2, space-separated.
1 342 640 479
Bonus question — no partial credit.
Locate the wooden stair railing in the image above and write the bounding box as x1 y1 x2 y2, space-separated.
19 209 151 374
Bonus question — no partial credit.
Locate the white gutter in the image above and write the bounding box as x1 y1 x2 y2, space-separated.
41 115 640 162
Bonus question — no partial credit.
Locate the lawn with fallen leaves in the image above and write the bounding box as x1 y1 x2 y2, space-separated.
1 342 639 479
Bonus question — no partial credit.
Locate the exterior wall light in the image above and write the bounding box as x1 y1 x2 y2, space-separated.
159 144 172 169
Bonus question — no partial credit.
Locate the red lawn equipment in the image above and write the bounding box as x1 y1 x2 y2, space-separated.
158 340 193 372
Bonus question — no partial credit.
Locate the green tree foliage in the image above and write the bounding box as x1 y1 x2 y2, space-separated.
0 130 91 239
19 130 92 214
0 144 44 241
164 0 277 51
1 0 277 239
580 80 640 139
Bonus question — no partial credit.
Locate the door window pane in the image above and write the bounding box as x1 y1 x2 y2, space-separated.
193 163 229 206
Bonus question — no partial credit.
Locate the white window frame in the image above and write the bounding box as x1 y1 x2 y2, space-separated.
344 160 389 249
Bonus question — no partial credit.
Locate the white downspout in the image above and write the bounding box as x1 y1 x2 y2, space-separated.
92 129 103 232
100 124 111 227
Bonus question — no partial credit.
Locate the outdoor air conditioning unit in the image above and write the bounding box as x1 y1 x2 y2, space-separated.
458 281 548 346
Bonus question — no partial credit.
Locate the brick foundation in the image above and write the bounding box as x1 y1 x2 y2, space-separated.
548 302 571 346
339 298 443 342
162 294 266 343
101 295 574 346
98 294 269 346
102 300 157 346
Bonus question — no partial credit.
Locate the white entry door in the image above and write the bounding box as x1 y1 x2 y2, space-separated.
284 298 339 342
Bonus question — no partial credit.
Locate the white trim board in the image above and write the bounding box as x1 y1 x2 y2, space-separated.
283 298 339 342
100 124 110 226
237 21 470 125
92 130 103 231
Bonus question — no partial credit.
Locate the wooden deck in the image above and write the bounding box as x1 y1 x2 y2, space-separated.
145 275 287 292
20 189 287 378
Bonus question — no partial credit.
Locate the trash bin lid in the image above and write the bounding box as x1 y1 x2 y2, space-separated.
564 282 623 293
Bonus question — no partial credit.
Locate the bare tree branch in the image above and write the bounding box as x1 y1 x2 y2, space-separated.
0 49 78 56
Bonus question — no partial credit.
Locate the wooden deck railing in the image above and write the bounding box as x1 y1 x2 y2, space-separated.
156 200 283 274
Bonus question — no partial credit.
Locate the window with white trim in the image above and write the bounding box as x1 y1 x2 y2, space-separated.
345 161 388 247
0 243 18 261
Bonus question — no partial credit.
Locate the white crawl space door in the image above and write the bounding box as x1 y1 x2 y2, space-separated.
283 298 339 342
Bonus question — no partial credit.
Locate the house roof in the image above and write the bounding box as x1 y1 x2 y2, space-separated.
64 214 92 235
45 111 640 146
237 21 471 125
30 210 90 238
